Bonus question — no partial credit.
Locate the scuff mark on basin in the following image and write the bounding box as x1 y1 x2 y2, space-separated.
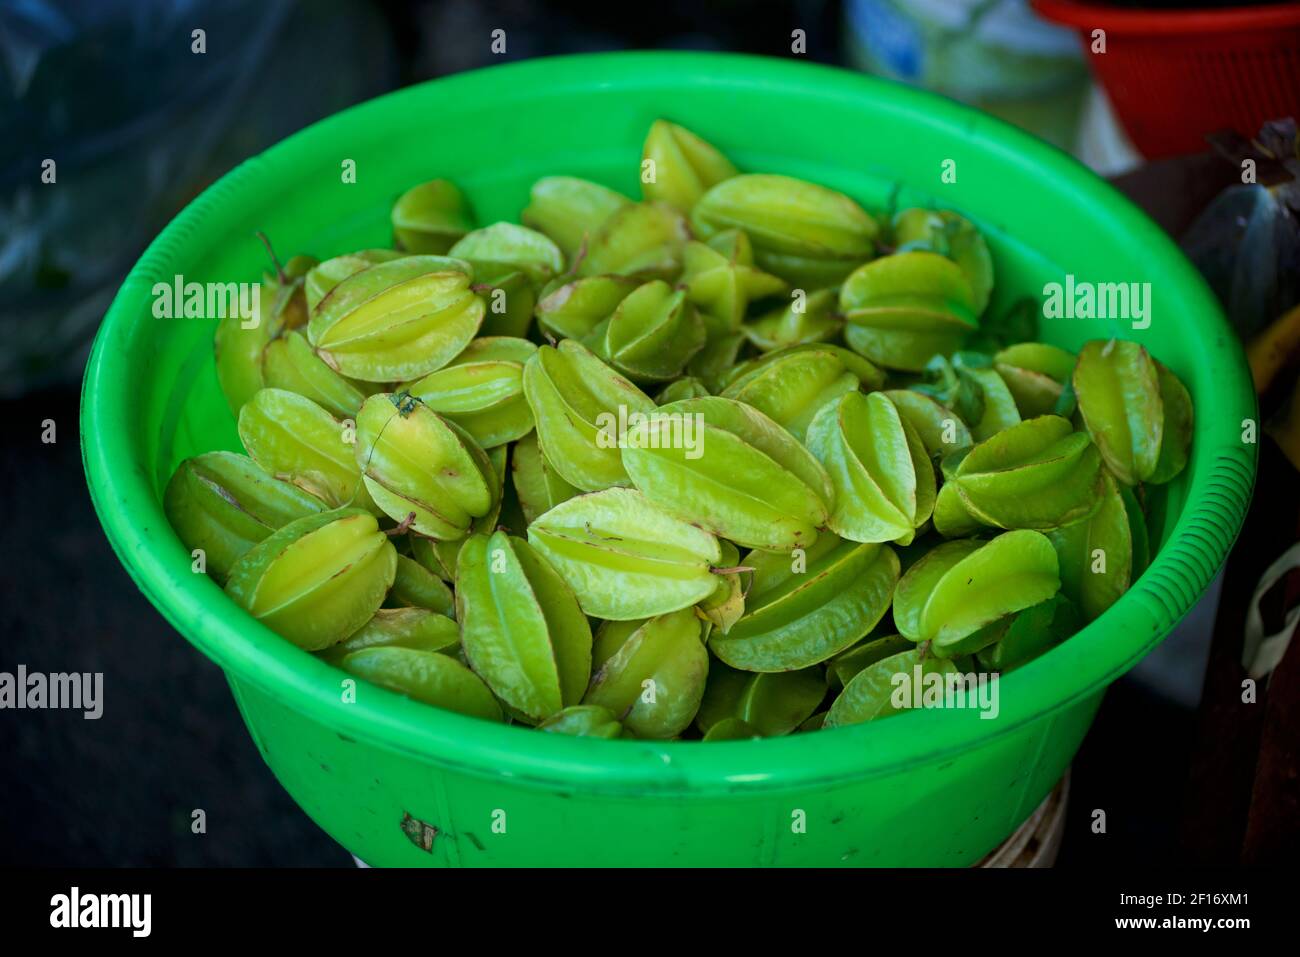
400 811 438 852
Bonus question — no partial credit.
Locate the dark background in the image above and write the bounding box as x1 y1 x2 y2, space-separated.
0 0 1286 867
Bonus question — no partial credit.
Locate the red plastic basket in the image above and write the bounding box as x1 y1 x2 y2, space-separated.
1033 1 1300 159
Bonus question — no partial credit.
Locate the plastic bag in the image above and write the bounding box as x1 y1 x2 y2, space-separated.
0 0 395 397
1181 120 1300 341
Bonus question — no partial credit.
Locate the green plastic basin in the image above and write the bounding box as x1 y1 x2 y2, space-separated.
82 52 1256 866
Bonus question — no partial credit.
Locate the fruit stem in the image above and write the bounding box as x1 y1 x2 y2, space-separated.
255 230 289 285
386 512 417 537
711 565 755 575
